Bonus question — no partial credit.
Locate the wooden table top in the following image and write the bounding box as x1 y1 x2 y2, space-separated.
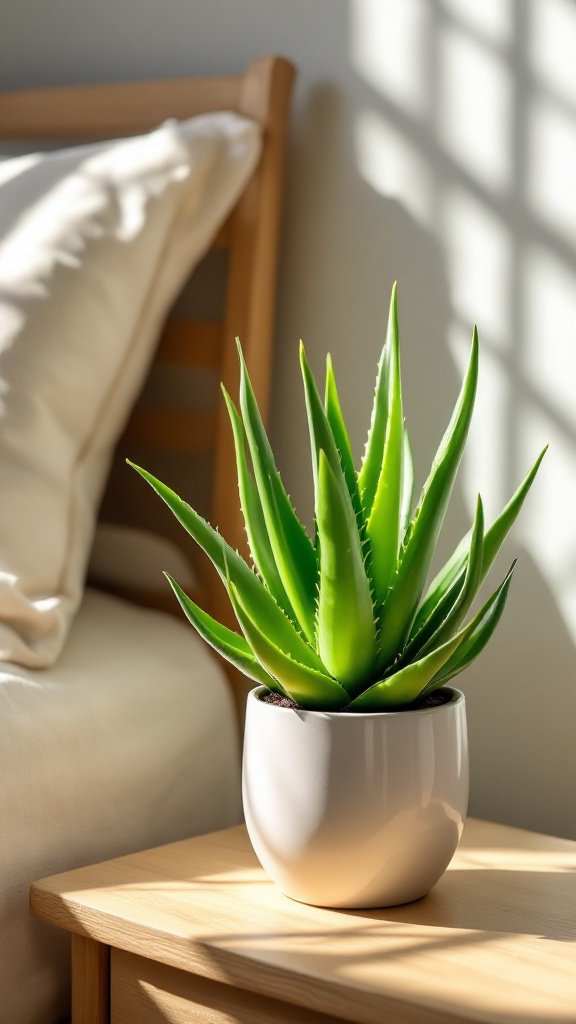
30 819 576 1024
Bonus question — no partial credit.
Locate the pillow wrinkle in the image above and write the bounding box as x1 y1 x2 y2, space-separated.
0 112 262 666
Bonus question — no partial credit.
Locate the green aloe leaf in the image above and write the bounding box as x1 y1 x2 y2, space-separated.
316 450 378 691
237 342 318 643
421 561 516 693
399 495 484 665
366 294 404 607
348 623 470 711
405 570 465 659
400 428 414 539
409 535 469 641
324 354 358 507
223 542 328 673
377 328 479 671
350 557 512 710
222 387 294 619
358 282 398 518
300 343 362 518
128 462 323 673
411 446 547 637
229 583 349 710
164 573 284 692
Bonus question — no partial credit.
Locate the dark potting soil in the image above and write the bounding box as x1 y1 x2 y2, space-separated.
261 692 301 709
410 689 452 710
260 688 453 712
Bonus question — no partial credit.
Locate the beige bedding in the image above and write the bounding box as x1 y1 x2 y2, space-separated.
0 588 241 1024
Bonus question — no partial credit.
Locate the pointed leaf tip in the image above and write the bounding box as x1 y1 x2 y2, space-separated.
358 282 400 519
376 327 479 670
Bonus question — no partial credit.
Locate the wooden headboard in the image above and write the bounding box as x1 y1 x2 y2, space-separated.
0 56 296 714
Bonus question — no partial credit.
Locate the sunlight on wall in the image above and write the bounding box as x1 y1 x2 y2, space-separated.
439 26 512 195
444 187 511 338
530 0 576 107
351 0 429 118
351 0 433 223
523 2 576 643
523 245 576 638
440 0 513 45
443 184 512 508
528 97 576 246
350 0 576 644
355 111 432 224
525 249 576 441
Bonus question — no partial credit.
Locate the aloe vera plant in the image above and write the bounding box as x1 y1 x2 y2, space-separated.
129 284 546 711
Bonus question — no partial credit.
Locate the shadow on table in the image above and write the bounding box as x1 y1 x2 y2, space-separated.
349 866 576 943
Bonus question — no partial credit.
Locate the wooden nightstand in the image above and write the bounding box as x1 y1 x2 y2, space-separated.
30 820 576 1024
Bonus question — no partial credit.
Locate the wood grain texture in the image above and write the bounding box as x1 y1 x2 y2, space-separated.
31 819 576 1024
71 935 109 1024
111 948 345 1024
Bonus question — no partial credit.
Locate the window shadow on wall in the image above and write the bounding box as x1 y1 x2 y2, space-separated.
273 0 576 839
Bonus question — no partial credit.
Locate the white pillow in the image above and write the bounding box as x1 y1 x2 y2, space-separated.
0 113 261 667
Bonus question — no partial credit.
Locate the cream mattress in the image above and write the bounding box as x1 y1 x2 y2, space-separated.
0 588 242 1024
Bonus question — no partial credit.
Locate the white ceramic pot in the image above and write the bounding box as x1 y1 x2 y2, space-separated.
242 685 469 908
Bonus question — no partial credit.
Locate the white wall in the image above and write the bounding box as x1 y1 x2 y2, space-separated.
2 0 575 839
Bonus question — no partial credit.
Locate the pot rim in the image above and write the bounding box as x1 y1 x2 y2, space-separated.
248 684 465 718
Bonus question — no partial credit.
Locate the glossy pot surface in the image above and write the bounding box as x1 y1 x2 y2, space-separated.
242 686 469 908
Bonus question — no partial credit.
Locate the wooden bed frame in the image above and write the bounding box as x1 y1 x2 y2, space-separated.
0 56 296 718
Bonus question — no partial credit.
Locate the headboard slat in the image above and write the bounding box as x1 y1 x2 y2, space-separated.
212 220 232 249
121 408 217 452
156 320 223 368
0 76 243 138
